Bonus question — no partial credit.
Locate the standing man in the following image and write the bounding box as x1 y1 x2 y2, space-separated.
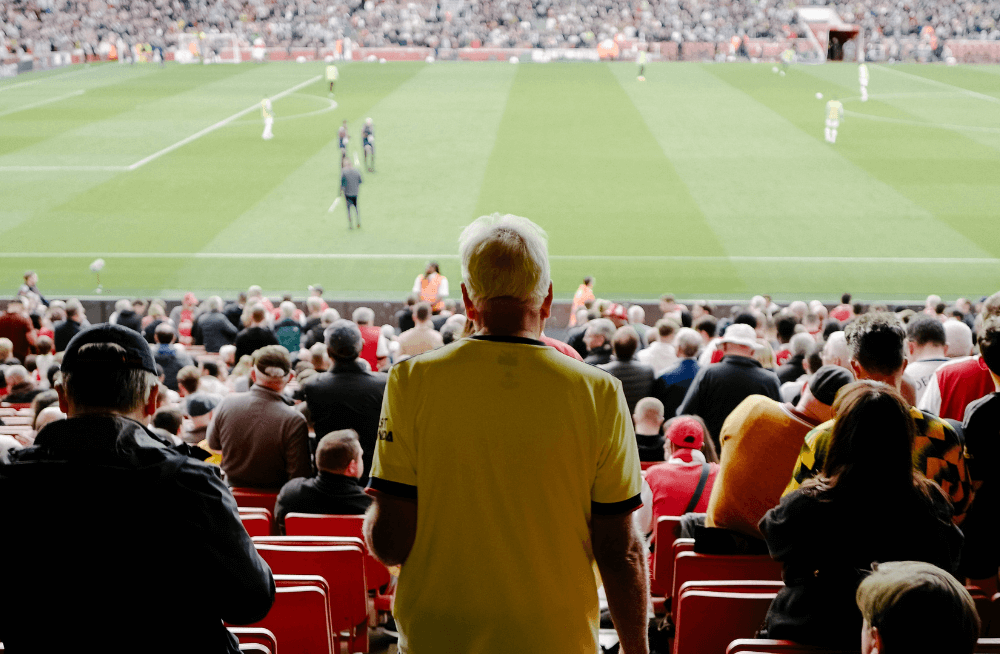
569 276 595 327
261 96 274 140
412 261 448 313
341 159 363 229
326 62 338 95
636 48 647 81
825 97 844 144
364 213 648 654
338 119 349 156
858 61 869 101
362 117 375 172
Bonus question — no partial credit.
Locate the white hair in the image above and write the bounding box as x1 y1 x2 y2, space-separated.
790 332 814 357
927 294 942 309
115 299 132 312
207 296 224 312
824 331 850 364
306 296 323 312
280 301 297 319
944 320 973 357
459 213 550 307
627 305 645 323
352 307 375 324
4 365 29 386
675 328 702 358
585 318 616 342
320 308 341 326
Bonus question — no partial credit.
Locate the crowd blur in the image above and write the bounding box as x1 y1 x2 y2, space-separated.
2 0 998 56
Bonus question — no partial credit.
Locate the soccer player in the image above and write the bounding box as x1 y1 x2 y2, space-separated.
341 160 363 229
338 120 348 155
362 117 374 172
780 46 794 75
637 49 647 81
326 63 338 95
261 97 274 140
858 61 869 101
825 97 844 144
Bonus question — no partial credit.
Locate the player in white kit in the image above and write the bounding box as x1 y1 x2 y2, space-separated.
858 62 869 102
326 64 338 95
825 98 843 144
261 98 274 140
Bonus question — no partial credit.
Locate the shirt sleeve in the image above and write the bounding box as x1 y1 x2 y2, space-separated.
592 378 643 515
412 275 422 294
782 423 830 497
439 277 449 298
368 364 418 498
376 335 389 358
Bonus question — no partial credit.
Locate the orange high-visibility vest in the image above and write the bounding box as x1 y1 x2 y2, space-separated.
419 274 445 312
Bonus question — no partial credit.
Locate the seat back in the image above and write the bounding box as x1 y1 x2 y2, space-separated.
726 639 860 654
284 513 392 591
651 516 683 597
229 627 278 654
232 488 280 515
240 512 273 537
674 590 777 654
978 639 1000 653
679 579 783 595
672 551 784 608
241 576 334 654
253 537 368 653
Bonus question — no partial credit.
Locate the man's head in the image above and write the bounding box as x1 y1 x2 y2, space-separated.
352 307 376 326
583 318 616 352
718 323 758 359
412 302 432 324
219 344 236 367
459 213 552 336
856 561 979 654
206 295 223 313
943 320 973 358
844 313 907 385
4 365 32 389
797 364 855 424
788 332 814 359
841 293 852 305
659 293 676 313
250 345 292 390
905 316 947 361
310 342 330 371
306 296 324 316
611 326 640 362
316 429 364 478
822 331 851 369
775 315 798 344
176 365 201 397
65 299 84 322
24 270 37 286
663 415 712 461
325 319 364 362
320 307 341 327
925 294 942 312
152 406 183 436
633 397 664 434
627 305 645 326
57 324 160 420
655 318 678 344
693 315 717 342
182 292 198 308
673 328 701 359
184 392 220 428
249 304 268 325
154 322 176 345
278 301 296 320
978 317 1000 385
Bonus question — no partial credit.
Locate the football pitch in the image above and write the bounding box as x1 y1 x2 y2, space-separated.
2 59 1000 303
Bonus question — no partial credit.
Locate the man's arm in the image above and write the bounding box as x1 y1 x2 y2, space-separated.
364 492 417 567
285 416 313 480
592 512 650 654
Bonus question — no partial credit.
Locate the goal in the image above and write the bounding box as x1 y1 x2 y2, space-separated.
175 33 242 64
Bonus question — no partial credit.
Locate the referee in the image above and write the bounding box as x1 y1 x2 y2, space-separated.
341 160 363 230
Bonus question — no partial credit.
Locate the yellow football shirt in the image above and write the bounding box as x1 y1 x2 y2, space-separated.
369 335 642 654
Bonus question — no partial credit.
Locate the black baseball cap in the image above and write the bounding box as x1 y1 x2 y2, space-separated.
61 323 157 375
809 365 855 406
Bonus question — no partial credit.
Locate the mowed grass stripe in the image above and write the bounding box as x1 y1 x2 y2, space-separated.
474 62 738 299
182 62 516 296
0 63 424 296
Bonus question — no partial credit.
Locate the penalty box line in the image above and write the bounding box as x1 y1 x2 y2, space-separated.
0 75 322 173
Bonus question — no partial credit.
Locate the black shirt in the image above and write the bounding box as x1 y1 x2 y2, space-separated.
235 325 279 362
53 318 84 353
274 471 373 528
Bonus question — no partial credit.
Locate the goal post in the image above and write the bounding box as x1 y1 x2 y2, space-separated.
175 33 242 64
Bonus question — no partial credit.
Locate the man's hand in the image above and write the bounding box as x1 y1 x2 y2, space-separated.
592 511 650 654
364 492 417 567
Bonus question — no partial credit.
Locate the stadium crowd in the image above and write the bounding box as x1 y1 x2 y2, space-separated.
3 0 999 56
2 235 1000 653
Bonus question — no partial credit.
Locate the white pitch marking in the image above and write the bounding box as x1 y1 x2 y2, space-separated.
328 197 341 213
0 89 85 119
843 109 1000 134
126 75 321 171
2 252 999 265
876 65 1000 105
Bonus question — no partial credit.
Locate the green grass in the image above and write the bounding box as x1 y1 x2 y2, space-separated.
1 60 999 302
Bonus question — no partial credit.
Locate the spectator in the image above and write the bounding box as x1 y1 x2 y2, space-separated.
234 304 279 362
110 298 142 333
431 299 458 331
274 301 303 353
856 561 979 654
397 301 443 356
17 270 48 307
52 299 86 353
636 416 720 536
302 296 325 338
208 346 311 490
830 293 854 322
219 344 237 372
788 313 972 524
199 360 228 396
582 317 616 365
760 382 962 648
677 323 781 451
303 320 388 486
153 323 194 392
413 260 448 313
169 292 199 345
943 319 974 358
651 327 702 418
776 332 813 385
395 294 418 334
33 336 55 388
307 285 328 312
224 292 247 329
151 406 185 446
565 308 591 359
633 397 666 462
705 365 854 538
309 342 331 372
599 326 655 416
274 429 372 530
904 316 949 405
352 306 389 371
194 296 239 353
693 314 717 346
182 392 220 446
175 365 202 398
304 307 341 350
637 318 679 376
0 323 274 652
142 301 167 344
627 305 651 347
3 365 42 404
0 298 36 363
822 331 851 369
364 214 647 653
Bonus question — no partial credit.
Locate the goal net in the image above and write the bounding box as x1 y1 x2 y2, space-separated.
175 33 242 64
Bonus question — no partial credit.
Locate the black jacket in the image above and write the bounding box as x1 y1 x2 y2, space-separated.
274 471 372 529
196 311 239 353
303 361 388 485
0 415 275 653
53 318 84 353
235 326 278 362
776 354 806 385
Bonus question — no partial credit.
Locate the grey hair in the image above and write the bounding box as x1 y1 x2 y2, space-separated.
459 213 550 307
207 295 224 312
675 328 702 358
790 332 814 357
4 365 29 386
627 305 645 323
585 318 616 342
60 343 158 413
280 301 297 319
352 307 376 325
320 308 341 326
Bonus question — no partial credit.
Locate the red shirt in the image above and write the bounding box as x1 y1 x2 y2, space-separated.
540 335 583 361
0 312 35 362
645 459 719 523
358 325 383 370
936 356 994 421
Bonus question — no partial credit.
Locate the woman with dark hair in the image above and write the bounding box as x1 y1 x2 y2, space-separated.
759 381 963 647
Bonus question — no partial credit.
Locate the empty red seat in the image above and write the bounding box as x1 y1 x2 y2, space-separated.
240 512 273 538
650 516 683 602
726 639 860 653
253 536 369 653
231 488 280 515
238 575 334 654
674 589 777 654
671 551 784 609
229 626 278 654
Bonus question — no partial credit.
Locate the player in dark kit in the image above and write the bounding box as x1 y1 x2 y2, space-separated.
362 117 375 172
338 120 349 157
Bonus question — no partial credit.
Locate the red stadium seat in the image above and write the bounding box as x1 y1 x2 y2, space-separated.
284 513 393 611
253 537 369 653
238 506 275 535
650 516 683 600
240 512 273 538
671 551 784 609
229 627 278 654
231 488 280 515
238 575 334 654
673 589 777 654
726 639 859 653
238 645 271 654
